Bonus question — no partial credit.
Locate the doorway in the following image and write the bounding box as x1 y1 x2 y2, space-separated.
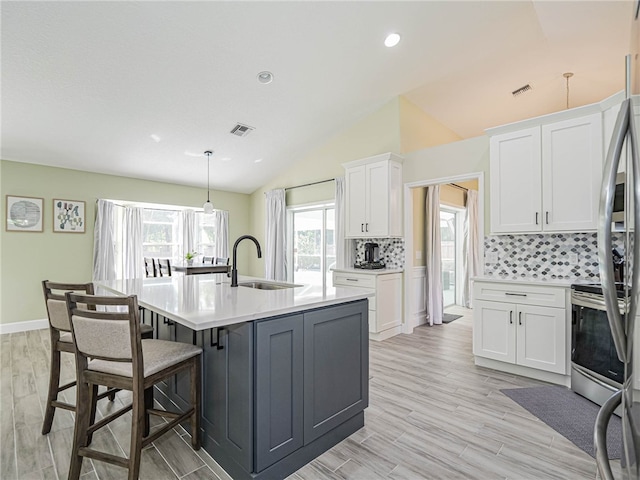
403 173 484 332
287 204 335 295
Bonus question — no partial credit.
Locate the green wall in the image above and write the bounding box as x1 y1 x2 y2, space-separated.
0 160 251 325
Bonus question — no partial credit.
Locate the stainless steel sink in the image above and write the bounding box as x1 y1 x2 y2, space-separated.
238 281 299 290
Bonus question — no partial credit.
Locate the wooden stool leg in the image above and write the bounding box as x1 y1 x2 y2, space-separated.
143 386 153 437
87 383 99 445
42 345 61 435
128 387 145 480
69 377 91 480
190 356 201 450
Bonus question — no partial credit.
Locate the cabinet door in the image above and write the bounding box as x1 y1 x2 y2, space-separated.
303 301 368 444
373 273 402 332
201 324 253 472
490 127 542 233
255 315 304 472
345 165 367 237
472 299 516 363
365 161 389 237
542 113 603 231
516 304 566 374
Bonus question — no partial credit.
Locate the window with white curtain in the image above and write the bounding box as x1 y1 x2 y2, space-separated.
108 200 226 278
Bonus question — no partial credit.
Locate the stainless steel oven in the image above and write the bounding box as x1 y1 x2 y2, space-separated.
571 284 625 409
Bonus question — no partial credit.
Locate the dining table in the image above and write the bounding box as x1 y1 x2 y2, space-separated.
172 262 231 275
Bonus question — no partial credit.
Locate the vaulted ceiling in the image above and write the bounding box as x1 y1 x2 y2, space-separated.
1 1 633 194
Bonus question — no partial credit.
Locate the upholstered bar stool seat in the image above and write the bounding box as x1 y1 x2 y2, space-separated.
41 281 154 436
65 292 202 480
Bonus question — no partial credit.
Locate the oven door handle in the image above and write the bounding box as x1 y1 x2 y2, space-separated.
598 97 630 363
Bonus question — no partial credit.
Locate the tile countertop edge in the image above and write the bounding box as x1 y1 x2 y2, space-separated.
472 275 593 288
97 278 374 331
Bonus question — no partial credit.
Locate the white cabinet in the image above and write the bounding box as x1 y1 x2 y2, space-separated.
343 153 403 238
473 281 567 376
333 269 402 341
489 111 603 233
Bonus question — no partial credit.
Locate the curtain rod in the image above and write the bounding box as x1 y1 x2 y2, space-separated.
265 178 335 194
450 183 468 192
97 199 210 213
285 178 335 191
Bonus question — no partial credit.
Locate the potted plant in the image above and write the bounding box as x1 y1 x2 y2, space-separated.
185 251 197 266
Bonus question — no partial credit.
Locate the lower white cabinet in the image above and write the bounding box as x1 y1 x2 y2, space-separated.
473 281 568 377
333 269 402 341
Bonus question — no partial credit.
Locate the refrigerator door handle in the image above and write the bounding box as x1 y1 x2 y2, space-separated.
626 100 640 361
594 389 622 480
598 98 630 363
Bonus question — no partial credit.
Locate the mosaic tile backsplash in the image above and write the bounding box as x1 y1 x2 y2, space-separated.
484 233 624 280
354 238 405 269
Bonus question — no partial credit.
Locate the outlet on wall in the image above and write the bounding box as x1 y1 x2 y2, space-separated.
568 253 579 264
485 252 498 264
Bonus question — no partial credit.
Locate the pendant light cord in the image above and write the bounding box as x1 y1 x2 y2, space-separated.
207 152 210 202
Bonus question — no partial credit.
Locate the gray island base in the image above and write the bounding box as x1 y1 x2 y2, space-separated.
99 276 372 479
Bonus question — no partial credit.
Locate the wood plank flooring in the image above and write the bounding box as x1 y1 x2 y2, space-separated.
1 306 615 479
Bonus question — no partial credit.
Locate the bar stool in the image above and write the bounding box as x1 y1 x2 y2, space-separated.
65 292 201 480
41 281 154 436
144 257 157 277
202 256 215 264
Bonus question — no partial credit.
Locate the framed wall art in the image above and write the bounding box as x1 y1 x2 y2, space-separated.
53 199 85 233
6 195 44 232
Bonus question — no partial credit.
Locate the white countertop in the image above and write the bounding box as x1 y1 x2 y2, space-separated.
332 267 404 275
472 275 596 288
97 275 373 331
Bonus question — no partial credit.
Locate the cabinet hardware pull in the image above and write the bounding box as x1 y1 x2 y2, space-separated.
509 311 513 324
210 327 224 350
361 223 364 232
505 292 527 297
519 312 522 325
546 211 549 224
366 223 369 232
535 212 539 225
346 278 358 282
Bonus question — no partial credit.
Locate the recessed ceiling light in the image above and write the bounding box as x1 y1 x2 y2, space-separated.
257 71 273 84
150 134 161 142
254 158 263 163
384 33 401 48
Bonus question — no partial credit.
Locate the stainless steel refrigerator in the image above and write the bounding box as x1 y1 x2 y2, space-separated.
595 2 640 479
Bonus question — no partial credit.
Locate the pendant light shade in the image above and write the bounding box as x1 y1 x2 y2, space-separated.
203 150 214 214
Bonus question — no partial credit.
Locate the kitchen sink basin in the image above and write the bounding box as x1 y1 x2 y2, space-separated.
238 281 299 290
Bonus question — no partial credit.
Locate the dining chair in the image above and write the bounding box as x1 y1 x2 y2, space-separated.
156 258 172 277
215 257 229 266
202 256 215 264
65 292 202 480
41 280 154 436
144 257 157 277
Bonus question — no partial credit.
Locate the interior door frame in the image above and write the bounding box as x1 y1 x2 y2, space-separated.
403 172 485 334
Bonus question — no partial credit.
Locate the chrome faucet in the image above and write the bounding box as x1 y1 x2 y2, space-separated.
230 235 262 287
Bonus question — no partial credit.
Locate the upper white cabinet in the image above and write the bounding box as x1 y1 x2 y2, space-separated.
343 153 403 238
488 102 608 234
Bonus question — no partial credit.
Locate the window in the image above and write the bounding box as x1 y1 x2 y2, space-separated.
109 200 226 278
288 203 335 294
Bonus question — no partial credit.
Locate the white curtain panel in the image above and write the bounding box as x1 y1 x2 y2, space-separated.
93 199 117 281
214 210 229 259
462 190 480 308
334 177 355 269
123 206 144 279
181 209 196 257
265 189 287 281
425 185 443 326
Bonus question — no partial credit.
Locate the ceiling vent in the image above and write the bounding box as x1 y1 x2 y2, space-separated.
512 84 533 97
230 123 255 137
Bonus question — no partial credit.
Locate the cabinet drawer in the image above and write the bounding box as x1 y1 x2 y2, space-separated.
474 281 566 308
333 272 376 289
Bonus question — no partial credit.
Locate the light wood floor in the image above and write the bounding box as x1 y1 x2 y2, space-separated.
1 307 612 479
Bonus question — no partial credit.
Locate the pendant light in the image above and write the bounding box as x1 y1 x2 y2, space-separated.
203 150 214 214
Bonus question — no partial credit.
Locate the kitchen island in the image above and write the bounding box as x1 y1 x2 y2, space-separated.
98 275 372 480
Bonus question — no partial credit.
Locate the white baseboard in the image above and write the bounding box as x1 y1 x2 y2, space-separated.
370 325 403 342
0 319 48 335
